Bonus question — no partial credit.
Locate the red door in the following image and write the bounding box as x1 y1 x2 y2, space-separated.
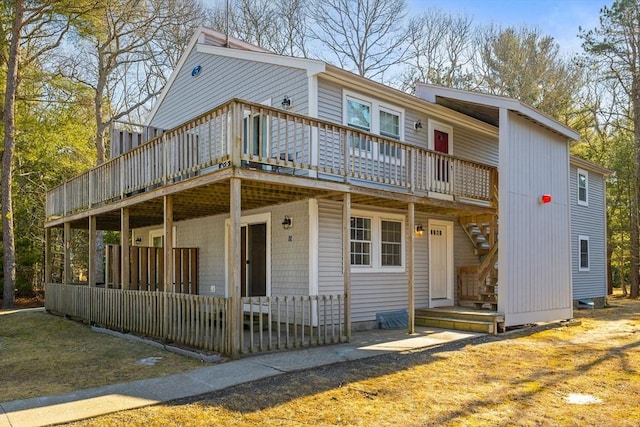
434 130 449 182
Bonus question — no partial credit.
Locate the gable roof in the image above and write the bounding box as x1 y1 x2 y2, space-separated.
415 83 580 141
570 155 612 176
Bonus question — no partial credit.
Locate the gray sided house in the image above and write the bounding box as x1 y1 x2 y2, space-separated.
43 27 591 357
570 156 610 308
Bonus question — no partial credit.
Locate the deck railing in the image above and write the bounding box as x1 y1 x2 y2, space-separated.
46 99 497 219
45 283 347 356
241 295 347 354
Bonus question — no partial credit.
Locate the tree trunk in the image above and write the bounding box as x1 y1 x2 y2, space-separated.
2 0 24 309
607 210 613 295
632 80 640 299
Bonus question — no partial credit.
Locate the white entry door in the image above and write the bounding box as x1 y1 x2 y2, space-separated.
429 220 454 307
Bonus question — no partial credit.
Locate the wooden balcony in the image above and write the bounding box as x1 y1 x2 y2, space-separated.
46 99 498 222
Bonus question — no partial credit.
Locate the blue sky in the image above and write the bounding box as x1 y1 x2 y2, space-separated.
410 0 610 55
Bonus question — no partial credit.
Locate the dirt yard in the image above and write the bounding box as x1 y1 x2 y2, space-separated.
64 293 640 426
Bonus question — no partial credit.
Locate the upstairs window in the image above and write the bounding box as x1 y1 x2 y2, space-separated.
577 168 588 206
343 91 404 155
346 97 372 151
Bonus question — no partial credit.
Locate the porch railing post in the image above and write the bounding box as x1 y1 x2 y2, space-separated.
408 202 415 334
163 195 174 339
231 101 243 168
342 192 351 341
63 222 71 285
229 177 242 357
121 208 130 291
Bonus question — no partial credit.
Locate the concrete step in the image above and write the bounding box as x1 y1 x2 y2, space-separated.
415 316 496 334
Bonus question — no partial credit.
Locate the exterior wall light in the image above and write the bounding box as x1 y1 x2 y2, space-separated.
282 215 292 229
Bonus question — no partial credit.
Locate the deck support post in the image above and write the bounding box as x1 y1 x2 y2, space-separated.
88 216 97 288
229 177 242 358
408 202 415 334
63 222 72 285
44 228 52 285
163 196 174 338
343 192 351 341
121 208 130 290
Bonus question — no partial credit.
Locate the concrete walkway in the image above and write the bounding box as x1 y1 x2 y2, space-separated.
0 327 482 427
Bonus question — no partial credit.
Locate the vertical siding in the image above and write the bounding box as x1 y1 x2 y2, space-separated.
499 112 572 326
151 49 309 129
569 164 607 300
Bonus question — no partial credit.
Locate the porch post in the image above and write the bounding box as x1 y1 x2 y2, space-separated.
229 177 242 357
63 222 72 284
88 216 97 287
408 202 415 334
121 208 130 290
44 227 52 284
342 192 351 341
163 195 174 339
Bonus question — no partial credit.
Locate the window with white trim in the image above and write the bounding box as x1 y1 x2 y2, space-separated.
346 97 372 151
350 216 372 266
577 168 588 206
343 91 404 155
578 235 589 271
350 211 404 271
381 220 402 266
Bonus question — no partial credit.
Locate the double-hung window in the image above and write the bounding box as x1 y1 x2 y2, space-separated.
381 220 402 266
350 211 404 271
344 91 404 156
346 97 372 151
350 216 372 266
577 168 588 206
578 235 589 271
379 108 401 158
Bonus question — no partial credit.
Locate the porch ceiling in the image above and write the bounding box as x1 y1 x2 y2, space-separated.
65 176 339 231
61 171 496 231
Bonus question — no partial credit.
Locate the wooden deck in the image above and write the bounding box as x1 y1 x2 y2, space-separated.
45 99 498 228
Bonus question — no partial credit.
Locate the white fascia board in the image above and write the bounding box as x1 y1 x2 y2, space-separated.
196 44 326 77
416 83 580 141
570 155 613 177
322 68 497 138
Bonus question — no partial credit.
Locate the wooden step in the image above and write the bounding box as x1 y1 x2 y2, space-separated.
416 308 504 323
415 316 497 334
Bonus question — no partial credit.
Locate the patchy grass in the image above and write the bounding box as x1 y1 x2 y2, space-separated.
0 310 205 402
67 294 640 426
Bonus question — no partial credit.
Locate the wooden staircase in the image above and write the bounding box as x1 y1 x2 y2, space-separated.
458 215 499 310
415 307 504 334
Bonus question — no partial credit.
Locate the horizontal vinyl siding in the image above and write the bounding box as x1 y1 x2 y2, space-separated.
151 50 309 129
270 201 310 296
318 200 430 323
500 112 572 326
455 126 499 167
570 164 607 300
177 216 227 296
132 200 310 297
317 78 342 123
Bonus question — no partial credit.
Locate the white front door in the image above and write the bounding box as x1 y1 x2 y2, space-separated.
429 220 454 307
